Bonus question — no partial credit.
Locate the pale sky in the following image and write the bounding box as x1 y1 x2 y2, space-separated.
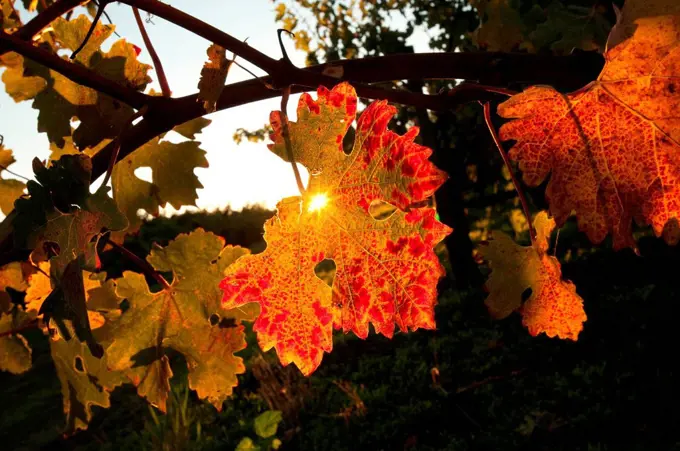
0 1 431 216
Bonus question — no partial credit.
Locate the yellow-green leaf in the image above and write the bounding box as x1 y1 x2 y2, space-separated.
111 138 208 237
107 230 252 410
0 310 32 374
0 146 26 216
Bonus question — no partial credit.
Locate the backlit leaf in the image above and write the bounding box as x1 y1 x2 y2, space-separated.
0 51 47 101
0 146 26 216
111 137 208 237
197 43 231 113
479 211 586 340
28 15 151 148
107 230 251 410
497 0 680 249
221 83 450 375
173 117 212 140
50 333 125 433
254 410 283 438
1 1 21 30
0 309 32 374
470 0 524 52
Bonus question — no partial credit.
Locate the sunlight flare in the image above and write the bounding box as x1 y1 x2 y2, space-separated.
308 193 329 212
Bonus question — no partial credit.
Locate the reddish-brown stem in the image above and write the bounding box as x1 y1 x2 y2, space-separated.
132 7 171 97
106 240 170 290
482 101 535 244
280 86 306 195
0 319 39 338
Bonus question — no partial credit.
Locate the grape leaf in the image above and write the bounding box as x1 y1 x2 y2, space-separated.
111 137 208 237
470 0 525 52
25 261 51 314
50 332 125 433
21 0 56 13
18 155 127 358
173 117 212 140
479 212 586 340
527 2 610 54
27 261 126 432
0 146 26 216
0 51 47 101
497 0 680 249
254 410 283 438
0 260 29 312
29 184 128 275
48 136 110 163
49 269 125 434
0 309 32 374
198 43 231 113
221 83 450 375
25 263 120 332
23 15 151 148
1 0 21 30
14 155 92 241
107 230 251 410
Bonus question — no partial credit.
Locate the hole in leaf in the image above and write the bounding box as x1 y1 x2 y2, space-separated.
521 288 532 303
219 317 237 329
43 241 61 258
342 124 356 155
134 167 153 182
368 200 397 221
74 356 85 373
209 313 220 326
314 258 336 287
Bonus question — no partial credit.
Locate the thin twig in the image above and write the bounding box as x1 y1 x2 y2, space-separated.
70 0 109 60
102 105 149 187
280 86 305 194
132 7 171 97
0 164 31 182
482 102 535 244
456 369 526 394
105 240 170 290
94 0 121 37
0 319 39 338
277 28 294 63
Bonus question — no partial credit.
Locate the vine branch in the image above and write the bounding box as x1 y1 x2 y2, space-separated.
0 29 153 110
132 7 171 97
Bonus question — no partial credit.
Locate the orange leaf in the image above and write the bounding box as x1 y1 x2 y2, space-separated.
221 83 450 375
479 212 586 340
497 0 680 249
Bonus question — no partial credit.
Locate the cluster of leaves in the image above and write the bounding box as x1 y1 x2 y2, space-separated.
470 0 613 53
0 7 451 432
3 0 680 444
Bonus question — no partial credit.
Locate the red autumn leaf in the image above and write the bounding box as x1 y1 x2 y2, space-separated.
479 212 586 340
497 0 680 249
221 82 450 375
